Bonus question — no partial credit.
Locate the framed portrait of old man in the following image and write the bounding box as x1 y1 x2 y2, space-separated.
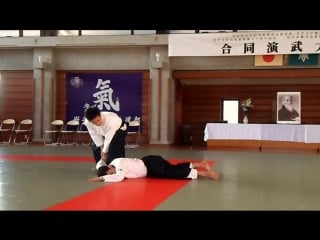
277 92 301 124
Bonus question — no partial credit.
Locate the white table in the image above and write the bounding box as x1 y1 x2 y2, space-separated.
305 125 320 143
204 123 320 152
204 123 261 141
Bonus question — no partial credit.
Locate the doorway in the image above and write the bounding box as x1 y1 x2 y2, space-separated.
222 99 239 124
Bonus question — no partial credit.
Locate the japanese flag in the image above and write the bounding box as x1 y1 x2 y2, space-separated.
254 54 283 66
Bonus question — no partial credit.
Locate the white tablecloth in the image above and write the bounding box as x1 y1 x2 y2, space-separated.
204 123 320 143
305 125 320 143
204 123 261 141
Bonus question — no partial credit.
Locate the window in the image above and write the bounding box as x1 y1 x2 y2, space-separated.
81 30 131 36
23 30 41 36
0 30 19 37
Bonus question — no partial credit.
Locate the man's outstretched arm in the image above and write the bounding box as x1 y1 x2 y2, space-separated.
88 176 104 182
88 173 125 182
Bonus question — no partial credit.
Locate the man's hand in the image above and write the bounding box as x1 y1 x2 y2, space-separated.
88 177 103 182
101 152 108 162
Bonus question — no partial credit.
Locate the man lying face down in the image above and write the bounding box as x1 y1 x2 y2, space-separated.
88 155 220 182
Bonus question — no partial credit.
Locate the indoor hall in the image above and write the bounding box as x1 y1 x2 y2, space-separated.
1 30 320 216
1 144 320 211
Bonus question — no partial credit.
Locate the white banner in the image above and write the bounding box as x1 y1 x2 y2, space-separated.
168 30 320 56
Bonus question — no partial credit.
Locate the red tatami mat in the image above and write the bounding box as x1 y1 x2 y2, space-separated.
47 159 215 211
47 178 190 210
0 154 92 162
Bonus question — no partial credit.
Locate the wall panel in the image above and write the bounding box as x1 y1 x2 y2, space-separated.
174 69 320 146
0 71 34 123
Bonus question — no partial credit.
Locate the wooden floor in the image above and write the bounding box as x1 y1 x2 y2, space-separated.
1 143 320 212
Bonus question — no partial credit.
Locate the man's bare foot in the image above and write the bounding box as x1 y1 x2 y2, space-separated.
208 171 220 180
201 161 211 171
197 169 220 180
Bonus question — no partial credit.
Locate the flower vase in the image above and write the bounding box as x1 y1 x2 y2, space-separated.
243 114 248 124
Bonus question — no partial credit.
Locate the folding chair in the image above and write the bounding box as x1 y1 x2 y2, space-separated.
60 119 80 146
125 120 141 148
13 119 33 144
76 120 92 146
0 118 16 144
43 120 64 145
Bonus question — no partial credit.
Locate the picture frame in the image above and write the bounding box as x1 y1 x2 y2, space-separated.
276 92 301 124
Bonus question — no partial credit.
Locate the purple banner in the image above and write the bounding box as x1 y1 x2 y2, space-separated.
66 73 142 123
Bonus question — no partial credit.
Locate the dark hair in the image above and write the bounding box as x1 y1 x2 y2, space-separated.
85 106 101 121
97 166 108 177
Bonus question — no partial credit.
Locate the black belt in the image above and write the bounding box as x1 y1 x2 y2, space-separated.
120 120 125 128
119 120 126 130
